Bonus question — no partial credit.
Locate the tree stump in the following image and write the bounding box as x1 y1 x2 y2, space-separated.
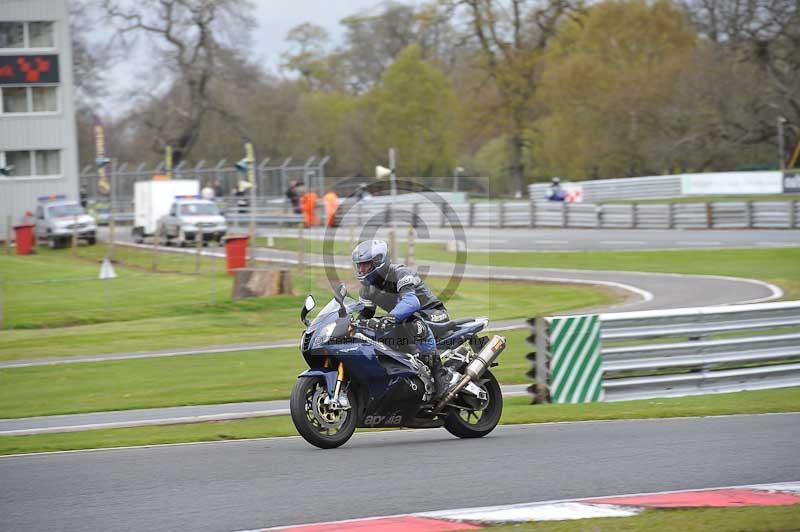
232 269 293 300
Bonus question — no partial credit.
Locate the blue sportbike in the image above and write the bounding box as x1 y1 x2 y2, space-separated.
290 285 507 448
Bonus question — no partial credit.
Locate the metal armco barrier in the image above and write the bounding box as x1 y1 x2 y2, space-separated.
528 301 800 404
103 198 800 229
309 199 800 229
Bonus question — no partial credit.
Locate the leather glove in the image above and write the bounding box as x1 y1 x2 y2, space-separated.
366 317 382 330
378 315 398 331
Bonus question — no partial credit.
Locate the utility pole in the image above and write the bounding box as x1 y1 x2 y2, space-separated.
453 166 464 193
108 158 116 259
389 148 397 260
245 140 256 261
165 146 173 180
778 117 787 170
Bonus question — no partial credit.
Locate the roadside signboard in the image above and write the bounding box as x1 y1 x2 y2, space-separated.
783 172 800 194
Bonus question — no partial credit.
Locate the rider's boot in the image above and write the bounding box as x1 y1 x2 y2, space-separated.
423 351 450 400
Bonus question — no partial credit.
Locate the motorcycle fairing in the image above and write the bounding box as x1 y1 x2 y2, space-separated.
299 368 339 396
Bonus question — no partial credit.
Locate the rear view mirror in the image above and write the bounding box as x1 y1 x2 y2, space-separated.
301 294 315 325
335 284 347 317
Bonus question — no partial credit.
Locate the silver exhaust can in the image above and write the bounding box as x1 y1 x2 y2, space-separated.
435 335 506 411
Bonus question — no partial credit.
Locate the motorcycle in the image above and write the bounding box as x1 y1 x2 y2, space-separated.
290 285 507 449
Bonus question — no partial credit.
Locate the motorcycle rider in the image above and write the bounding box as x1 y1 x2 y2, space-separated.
352 239 451 399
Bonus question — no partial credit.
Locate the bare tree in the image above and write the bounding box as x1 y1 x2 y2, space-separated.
447 0 582 194
684 0 800 163
70 1 113 168
101 0 255 165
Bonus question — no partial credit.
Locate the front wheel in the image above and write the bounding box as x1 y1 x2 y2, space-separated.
444 370 503 439
290 376 357 449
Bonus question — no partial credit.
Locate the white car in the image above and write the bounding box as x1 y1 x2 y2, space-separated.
35 197 97 248
158 198 227 246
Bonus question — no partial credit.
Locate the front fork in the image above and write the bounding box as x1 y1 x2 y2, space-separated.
319 358 349 410
301 358 351 409
331 360 347 409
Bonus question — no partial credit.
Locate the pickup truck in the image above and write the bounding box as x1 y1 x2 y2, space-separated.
157 197 227 246
35 197 97 248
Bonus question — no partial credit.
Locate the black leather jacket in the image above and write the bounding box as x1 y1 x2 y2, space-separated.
358 264 444 319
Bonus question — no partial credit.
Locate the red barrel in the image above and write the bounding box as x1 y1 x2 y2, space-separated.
223 235 249 275
13 224 36 255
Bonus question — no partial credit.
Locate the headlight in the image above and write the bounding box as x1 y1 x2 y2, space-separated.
312 322 336 348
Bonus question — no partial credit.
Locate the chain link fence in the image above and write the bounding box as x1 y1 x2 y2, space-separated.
79 156 330 201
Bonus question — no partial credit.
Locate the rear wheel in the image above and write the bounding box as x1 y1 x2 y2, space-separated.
444 370 503 438
290 376 357 449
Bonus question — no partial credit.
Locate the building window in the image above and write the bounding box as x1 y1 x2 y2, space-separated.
4 151 31 176
2 87 27 112
31 86 57 111
0 21 54 49
0 86 58 113
0 22 24 48
1 150 61 177
35 150 60 175
28 22 54 48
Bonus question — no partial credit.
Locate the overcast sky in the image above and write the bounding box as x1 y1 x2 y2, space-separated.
251 0 419 73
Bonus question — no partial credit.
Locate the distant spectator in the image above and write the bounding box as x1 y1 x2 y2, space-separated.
323 189 339 227
546 177 566 202
213 180 224 198
302 189 319 227
286 180 302 214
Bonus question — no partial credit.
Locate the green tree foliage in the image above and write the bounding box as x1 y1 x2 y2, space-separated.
100 0 255 165
447 0 582 193
372 45 457 177
535 0 697 180
78 0 799 188
282 23 348 92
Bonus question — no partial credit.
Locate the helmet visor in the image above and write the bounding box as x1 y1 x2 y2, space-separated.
354 254 384 280
356 261 374 276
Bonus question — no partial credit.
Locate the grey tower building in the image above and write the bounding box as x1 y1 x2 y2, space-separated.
0 0 79 239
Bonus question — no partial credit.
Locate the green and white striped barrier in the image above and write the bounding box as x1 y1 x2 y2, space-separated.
528 314 603 404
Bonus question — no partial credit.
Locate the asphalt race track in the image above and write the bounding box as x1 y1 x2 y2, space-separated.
264 226 800 252
1 414 798 532
3 228 793 532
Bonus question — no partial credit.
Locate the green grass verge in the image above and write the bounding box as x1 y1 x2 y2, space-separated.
0 329 535 419
0 387 796 456
0 246 617 360
269 240 800 300
4 283 793 419
488 505 800 532
0 348 303 418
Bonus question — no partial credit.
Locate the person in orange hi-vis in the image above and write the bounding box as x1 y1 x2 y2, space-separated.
323 189 339 227
302 190 319 227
